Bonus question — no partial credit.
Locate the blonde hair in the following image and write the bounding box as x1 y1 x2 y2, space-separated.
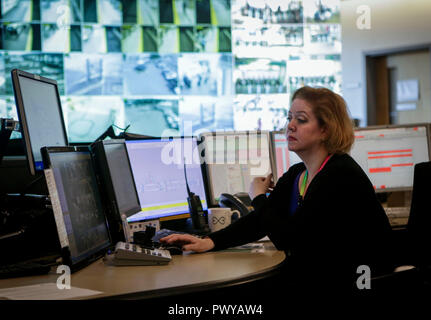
292 86 354 154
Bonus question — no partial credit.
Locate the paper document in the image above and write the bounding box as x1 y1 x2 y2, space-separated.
258 236 270 242
0 283 103 300
228 243 265 252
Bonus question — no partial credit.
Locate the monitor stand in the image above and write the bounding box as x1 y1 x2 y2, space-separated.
160 217 189 231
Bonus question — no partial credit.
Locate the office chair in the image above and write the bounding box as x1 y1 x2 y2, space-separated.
371 161 431 293
406 161 431 268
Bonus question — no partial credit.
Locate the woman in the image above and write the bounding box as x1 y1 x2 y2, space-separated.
161 86 394 293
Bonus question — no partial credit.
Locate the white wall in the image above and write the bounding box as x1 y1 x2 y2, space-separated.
340 0 431 126
387 51 431 124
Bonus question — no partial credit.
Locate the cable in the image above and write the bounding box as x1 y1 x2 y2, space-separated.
183 157 191 195
112 124 131 133
20 175 45 196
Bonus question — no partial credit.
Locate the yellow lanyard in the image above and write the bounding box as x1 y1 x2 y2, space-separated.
298 154 332 204
299 170 308 198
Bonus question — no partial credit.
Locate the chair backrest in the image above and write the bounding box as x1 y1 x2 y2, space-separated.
407 161 431 266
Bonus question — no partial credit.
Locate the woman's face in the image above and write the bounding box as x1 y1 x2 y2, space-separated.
285 98 327 154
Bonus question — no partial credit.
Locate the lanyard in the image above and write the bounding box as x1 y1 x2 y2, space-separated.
299 154 332 203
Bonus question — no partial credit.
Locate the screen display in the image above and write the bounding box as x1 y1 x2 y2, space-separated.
350 125 430 191
271 132 302 182
104 142 141 216
202 131 272 205
17 74 67 171
125 137 207 222
0 0 343 144
48 151 111 264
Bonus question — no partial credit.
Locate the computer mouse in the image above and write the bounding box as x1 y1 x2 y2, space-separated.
165 246 184 255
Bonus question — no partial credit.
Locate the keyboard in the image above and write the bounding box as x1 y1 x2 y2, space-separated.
108 241 172 266
384 206 410 227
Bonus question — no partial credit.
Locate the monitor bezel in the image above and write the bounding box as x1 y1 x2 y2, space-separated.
270 130 286 183
91 139 142 218
125 136 209 222
41 145 112 272
91 139 141 242
11 69 68 175
198 130 272 206
352 122 431 193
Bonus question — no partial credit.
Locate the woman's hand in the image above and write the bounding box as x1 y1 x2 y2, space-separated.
249 173 274 200
160 234 215 253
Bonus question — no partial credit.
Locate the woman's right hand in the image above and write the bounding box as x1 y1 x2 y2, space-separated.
249 173 274 200
160 234 215 253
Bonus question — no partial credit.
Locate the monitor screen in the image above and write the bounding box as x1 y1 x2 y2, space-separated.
201 131 272 206
350 124 430 192
270 131 302 182
103 142 141 217
11 69 68 175
43 147 111 267
125 137 208 222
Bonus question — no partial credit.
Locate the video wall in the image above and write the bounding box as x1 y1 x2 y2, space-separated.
0 0 341 142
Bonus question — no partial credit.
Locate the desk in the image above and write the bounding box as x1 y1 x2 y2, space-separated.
0 243 285 300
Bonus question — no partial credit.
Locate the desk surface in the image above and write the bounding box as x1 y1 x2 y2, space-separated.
0 244 285 300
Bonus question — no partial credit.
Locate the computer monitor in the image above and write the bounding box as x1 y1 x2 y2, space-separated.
350 123 431 192
270 130 302 183
41 146 111 272
125 137 208 222
200 131 272 206
11 69 68 175
91 139 141 243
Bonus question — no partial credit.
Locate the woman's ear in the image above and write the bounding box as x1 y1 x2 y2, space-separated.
320 125 328 142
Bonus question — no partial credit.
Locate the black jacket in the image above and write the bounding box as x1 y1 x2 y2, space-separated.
208 153 395 293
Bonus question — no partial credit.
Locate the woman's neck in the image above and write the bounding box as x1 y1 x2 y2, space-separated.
298 147 330 180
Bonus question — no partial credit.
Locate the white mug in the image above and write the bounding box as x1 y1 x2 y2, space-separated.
208 208 240 232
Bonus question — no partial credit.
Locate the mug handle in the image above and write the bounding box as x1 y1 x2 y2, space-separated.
230 210 240 221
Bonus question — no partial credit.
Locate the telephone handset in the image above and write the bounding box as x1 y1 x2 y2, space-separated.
219 192 253 217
